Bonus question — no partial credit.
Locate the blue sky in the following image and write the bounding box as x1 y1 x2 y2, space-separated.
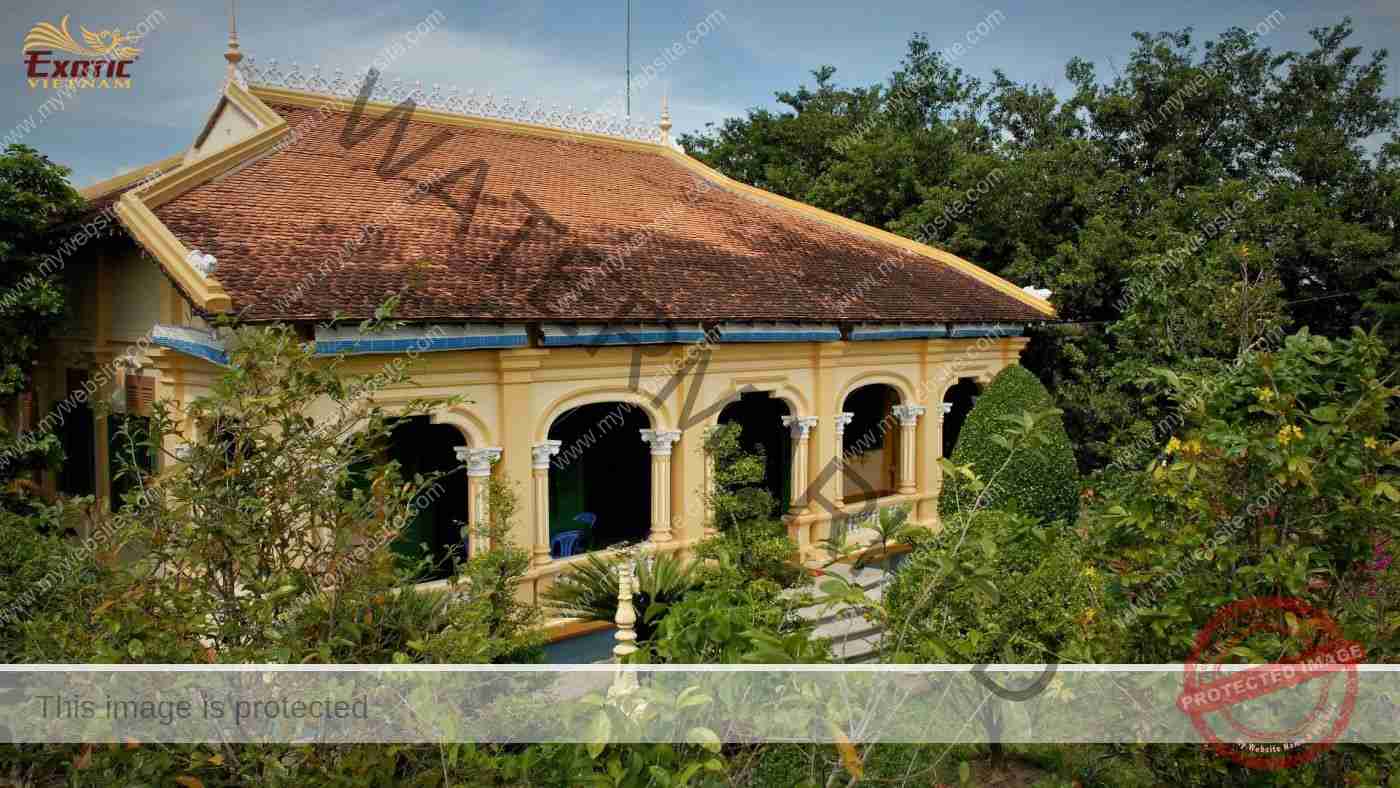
4 0 1398 187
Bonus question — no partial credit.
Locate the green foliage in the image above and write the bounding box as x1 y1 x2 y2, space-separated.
1092 328 1400 662
15 322 542 667
683 25 1400 471
698 422 807 587
649 585 828 664
692 522 806 589
703 422 779 528
940 366 1079 524
542 550 698 642
0 499 112 662
0 145 85 487
884 510 1111 665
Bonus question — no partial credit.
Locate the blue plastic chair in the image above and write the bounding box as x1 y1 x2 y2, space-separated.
573 512 598 529
551 529 586 558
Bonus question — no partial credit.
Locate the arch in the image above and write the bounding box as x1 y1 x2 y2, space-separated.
546 400 654 553
941 378 981 457
535 386 671 443
835 370 917 412
699 380 811 432
716 391 793 516
839 381 905 502
383 415 470 581
430 406 491 448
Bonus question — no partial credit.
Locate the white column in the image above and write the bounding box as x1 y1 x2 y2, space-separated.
782 416 818 514
531 440 561 566
640 429 681 543
456 446 502 557
832 412 854 507
892 405 925 495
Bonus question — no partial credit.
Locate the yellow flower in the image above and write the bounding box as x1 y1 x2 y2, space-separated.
1277 424 1304 446
1254 386 1275 402
1184 439 1203 455
1365 436 1379 450
1081 566 1097 578
1166 437 1182 454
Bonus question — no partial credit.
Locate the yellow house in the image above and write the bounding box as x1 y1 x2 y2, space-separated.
38 47 1054 601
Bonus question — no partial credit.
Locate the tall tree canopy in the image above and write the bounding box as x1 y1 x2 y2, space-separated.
681 21 1400 471
0 145 85 487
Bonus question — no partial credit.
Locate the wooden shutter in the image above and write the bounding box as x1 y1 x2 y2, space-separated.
125 374 156 416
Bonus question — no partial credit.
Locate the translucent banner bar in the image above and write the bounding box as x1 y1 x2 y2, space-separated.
2 665 1397 748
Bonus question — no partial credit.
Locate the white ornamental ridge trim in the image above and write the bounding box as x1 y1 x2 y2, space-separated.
235 59 664 144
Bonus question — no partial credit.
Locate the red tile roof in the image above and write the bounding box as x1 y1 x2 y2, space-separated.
152 100 1049 324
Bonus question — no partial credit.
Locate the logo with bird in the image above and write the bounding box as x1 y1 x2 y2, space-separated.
23 15 142 60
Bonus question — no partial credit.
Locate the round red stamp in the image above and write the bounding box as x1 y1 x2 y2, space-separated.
1176 596 1364 770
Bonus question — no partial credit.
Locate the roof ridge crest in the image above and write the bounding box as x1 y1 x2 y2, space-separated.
235 58 663 144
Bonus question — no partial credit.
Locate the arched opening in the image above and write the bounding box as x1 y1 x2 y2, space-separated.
547 402 652 554
716 391 791 516
841 383 902 502
383 416 469 580
942 378 980 457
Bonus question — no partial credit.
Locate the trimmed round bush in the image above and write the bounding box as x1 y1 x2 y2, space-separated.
939 365 1078 524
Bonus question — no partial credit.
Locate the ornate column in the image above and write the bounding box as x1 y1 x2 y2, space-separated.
531 440 561 566
640 429 681 543
456 446 502 556
781 416 818 514
832 412 854 507
892 405 926 495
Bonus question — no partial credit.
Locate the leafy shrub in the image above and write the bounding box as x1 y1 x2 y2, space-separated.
940 365 1079 525
693 522 807 588
698 422 808 588
884 510 1111 664
650 585 829 663
0 499 112 662
541 550 697 642
1093 328 1400 662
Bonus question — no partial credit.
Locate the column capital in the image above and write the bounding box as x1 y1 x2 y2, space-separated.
531 440 562 469
640 428 681 456
939 401 955 420
833 412 855 435
456 446 503 476
782 415 819 440
892 404 927 427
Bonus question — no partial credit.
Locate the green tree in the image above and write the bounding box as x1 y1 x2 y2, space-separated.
0 145 85 488
940 365 1079 524
683 23 1400 472
1093 328 1400 662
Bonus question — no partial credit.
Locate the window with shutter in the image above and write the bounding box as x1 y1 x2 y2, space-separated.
125 374 156 416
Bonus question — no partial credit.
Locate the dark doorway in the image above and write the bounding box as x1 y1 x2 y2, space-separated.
384 416 468 579
841 384 902 501
942 378 980 457
716 391 791 516
58 369 95 496
548 402 652 552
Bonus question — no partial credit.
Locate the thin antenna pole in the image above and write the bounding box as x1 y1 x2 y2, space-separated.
625 0 631 117
224 0 242 81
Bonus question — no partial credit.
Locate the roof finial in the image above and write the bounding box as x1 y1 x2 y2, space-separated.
659 84 672 145
224 0 243 82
